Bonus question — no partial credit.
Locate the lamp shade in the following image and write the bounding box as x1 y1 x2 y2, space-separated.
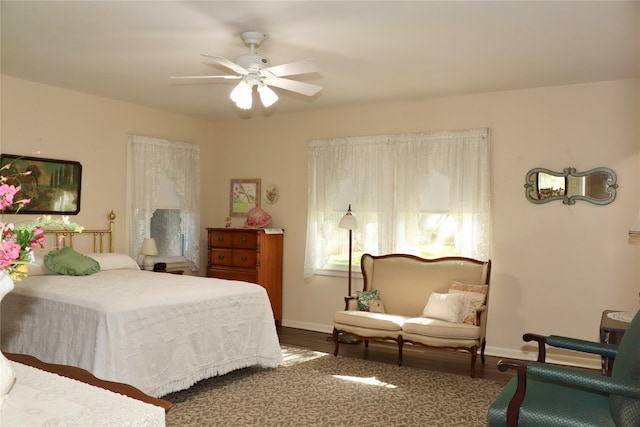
339 205 358 230
258 84 278 107
140 238 158 271
230 81 253 110
140 238 159 256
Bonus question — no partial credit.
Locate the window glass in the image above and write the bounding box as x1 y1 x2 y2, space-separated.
150 209 183 257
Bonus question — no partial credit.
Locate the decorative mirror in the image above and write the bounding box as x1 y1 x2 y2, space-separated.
524 167 618 205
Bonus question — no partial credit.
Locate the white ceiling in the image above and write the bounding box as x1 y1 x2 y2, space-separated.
2 1 638 122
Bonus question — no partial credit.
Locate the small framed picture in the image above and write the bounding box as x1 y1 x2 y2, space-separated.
230 178 260 217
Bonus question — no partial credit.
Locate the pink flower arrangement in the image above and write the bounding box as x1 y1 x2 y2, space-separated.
1 155 83 281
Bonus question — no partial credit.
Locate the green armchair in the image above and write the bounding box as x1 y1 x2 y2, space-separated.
488 310 640 426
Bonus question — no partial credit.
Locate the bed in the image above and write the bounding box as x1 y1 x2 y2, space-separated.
0 212 282 397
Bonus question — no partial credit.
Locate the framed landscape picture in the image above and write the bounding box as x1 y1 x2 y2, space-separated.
0 154 82 214
230 178 260 217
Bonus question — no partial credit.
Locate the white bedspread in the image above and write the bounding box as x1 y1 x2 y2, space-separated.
1 270 282 397
2 362 165 427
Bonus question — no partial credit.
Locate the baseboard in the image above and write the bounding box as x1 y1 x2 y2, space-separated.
484 345 601 370
281 319 333 334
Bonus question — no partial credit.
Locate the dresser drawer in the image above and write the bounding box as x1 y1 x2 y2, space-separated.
232 250 256 268
209 230 233 248
233 232 257 248
208 267 257 284
210 248 232 266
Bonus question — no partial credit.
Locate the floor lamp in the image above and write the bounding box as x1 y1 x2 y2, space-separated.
338 205 361 344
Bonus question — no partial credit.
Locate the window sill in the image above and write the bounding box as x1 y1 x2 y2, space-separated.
315 266 363 279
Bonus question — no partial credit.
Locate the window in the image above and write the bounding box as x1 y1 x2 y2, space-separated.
150 209 183 257
127 135 200 271
304 129 491 278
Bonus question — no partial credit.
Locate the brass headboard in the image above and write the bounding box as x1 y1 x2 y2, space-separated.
46 210 116 253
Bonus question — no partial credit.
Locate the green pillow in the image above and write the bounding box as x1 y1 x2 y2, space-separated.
44 247 101 276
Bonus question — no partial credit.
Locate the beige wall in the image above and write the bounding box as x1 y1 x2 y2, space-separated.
2 75 639 368
0 76 216 253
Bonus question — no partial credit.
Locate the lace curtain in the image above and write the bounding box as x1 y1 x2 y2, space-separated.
304 128 491 278
127 135 200 271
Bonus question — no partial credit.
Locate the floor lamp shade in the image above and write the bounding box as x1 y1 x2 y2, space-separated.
339 205 358 230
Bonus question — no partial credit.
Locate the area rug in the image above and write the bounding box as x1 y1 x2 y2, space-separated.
164 346 503 426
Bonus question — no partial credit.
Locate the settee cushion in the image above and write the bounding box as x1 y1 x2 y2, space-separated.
402 317 481 340
422 292 466 323
334 310 405 331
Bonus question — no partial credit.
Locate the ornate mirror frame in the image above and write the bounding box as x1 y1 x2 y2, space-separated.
524 167 618 205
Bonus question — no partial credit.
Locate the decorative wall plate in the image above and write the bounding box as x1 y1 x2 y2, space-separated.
264 184 279 204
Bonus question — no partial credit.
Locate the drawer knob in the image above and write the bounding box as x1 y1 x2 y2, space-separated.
217 255 225 260
240 237 248 243
217 236 225 241
240 256 248 262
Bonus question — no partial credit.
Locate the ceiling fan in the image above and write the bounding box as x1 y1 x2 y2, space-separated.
171 31 322 110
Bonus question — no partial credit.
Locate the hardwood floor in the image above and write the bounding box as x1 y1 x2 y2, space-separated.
277 326 516 385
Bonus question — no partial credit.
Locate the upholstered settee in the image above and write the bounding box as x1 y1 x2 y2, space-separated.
332 253 492 377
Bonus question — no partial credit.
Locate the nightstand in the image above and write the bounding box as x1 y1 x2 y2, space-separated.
600 310 631 376
151 269 183 275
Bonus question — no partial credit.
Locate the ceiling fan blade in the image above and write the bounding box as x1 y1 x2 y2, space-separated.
170 75 241 80
201 54 249 76
263 77 322 97
263 60 320 77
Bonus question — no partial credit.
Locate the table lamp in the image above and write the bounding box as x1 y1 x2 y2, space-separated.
140 238 158 271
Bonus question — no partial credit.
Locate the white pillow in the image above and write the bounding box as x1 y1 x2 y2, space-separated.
85 253 140 271
25 257 56 276
422 292 466 323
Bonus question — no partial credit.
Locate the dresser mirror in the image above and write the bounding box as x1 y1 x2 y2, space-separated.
524 167 618 205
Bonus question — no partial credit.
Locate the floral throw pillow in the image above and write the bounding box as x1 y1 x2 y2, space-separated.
448 281 488 325
356 290 380 311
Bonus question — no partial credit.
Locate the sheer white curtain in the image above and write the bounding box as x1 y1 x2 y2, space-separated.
304 128 491 278
127 135 201 270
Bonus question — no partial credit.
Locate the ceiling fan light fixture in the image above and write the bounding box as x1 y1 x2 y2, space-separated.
258 84 278 107
173 31 322 113
230 80 253 110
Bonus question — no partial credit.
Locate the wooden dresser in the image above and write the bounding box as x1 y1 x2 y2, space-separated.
206 227 283 324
